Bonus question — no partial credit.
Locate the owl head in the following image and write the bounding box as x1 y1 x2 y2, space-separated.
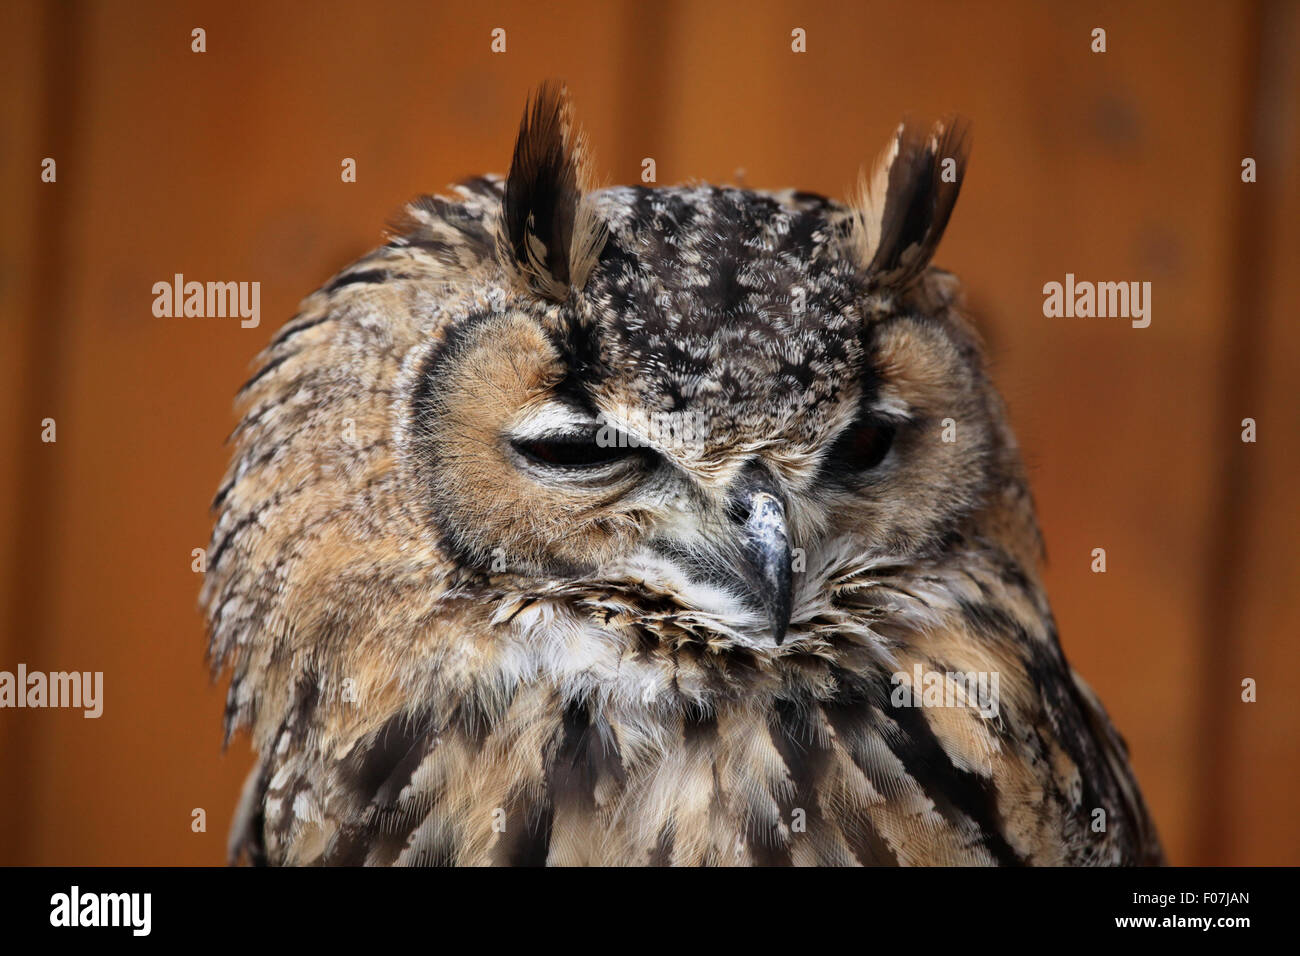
401 82 992 633
206 84 1031 736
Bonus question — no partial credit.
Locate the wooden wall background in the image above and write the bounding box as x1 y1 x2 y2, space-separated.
1 0 1296 865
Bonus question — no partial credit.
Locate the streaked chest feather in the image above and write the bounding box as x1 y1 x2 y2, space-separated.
247 555 1143 867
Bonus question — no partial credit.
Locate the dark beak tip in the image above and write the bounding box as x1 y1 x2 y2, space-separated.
766 586 792 646
752 541 792 647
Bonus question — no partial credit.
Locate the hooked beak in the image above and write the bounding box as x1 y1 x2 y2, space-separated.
732 471 793 645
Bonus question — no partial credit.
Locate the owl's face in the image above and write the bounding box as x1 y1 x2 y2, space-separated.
205 85 1004 744
392 92 991 649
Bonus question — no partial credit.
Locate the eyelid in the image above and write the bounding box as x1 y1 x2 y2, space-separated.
868 394 912 424
834 407 909 438
508 402 600 442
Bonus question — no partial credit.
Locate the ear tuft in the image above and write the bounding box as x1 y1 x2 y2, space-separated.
848 117 971 293
500 82 606 301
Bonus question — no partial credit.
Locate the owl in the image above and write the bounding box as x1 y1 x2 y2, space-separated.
203 83 1162 866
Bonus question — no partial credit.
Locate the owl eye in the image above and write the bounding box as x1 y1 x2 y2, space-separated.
510 432 638 469
827 418 896 473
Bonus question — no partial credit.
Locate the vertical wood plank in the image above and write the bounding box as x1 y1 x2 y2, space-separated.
1214 0 1300 866
0 0 88 866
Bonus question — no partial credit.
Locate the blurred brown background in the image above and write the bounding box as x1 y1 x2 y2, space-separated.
1 0 1297 866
